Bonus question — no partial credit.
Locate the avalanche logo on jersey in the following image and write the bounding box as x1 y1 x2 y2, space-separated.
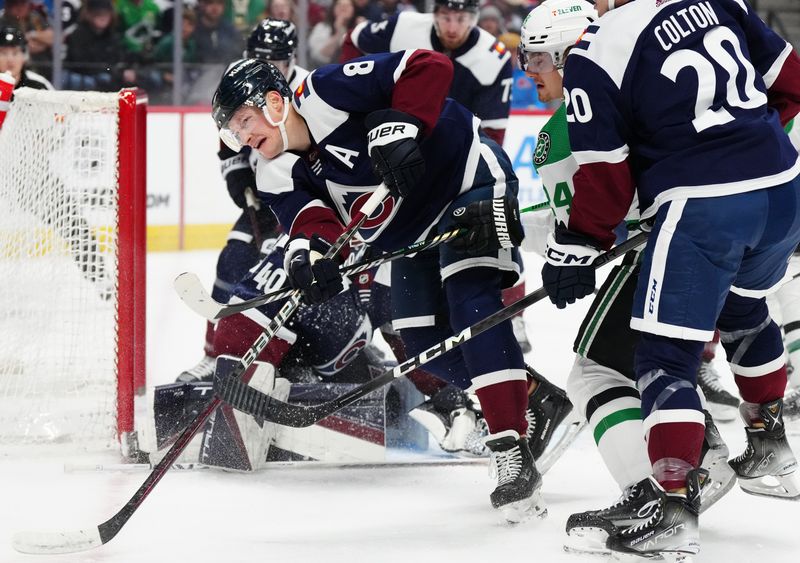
293 79 310 108
490 41 508 59
332 188 399 242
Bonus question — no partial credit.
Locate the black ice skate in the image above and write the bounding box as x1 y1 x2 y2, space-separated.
485 430 547 523
697 410 736 512
605 469 705 562
525 367 574 460
729 399 800 500
408 386 487 457
564 478 661 556
696 358 739 422
176 355 216 383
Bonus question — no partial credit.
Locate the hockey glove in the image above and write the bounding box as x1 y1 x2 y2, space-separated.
284 235 344 305
219 146 255 209
450 195 525 255
541 224 602 309
365 109 425 199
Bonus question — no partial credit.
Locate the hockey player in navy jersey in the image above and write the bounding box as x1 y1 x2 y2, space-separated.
210 49 546 521
179 19 309 382
540 0 800 558
340 0 512 146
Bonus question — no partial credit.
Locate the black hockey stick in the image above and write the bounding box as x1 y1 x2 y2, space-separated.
11 186 391 556
244 187 264 249
173 200 554 321
215 231 649 428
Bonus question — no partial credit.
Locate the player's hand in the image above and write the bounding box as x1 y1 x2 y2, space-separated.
284 235 344 305
219 146 255 209
541 224 602 309
365 109 425 199
450 195 524 255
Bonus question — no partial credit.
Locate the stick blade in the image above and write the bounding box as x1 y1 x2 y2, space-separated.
13 527 103 554
173 272 224 320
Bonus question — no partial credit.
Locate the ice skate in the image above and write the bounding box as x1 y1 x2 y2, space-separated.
729 399 800 500
409 386 487 457
605 470 704 562
485 430 546 524
512 315 532 354
176 355 216 383
697 410 736 512
525 366 573 460
564 477 661 556
696 358 739 422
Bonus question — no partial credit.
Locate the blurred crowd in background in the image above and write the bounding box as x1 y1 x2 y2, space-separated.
0 0 549 107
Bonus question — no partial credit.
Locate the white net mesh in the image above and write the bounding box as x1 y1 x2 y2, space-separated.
0 89 122 451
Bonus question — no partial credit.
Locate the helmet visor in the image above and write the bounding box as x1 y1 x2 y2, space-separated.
518 50 557 74
218 105 260 152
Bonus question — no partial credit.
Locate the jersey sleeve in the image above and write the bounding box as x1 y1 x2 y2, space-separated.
473 49 513 145
346 16 398 57
305 50 454 135
255 153 345 246
562 53 637 249
727 0 800 125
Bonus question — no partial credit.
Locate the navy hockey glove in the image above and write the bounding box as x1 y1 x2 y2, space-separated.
541 224 602 309
219 145 255 209
284 235 344 305
365 109 425 199
450 195 525 255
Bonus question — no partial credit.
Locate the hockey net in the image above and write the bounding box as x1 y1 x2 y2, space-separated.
0 88 146 454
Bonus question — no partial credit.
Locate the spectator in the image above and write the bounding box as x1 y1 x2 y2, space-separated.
0 0 53 74
225 0 266 33
307 0 354 67
264 0 295 22
0 24 51 88
151 7 198 102
116 0 161 58
478 4 504 38
63 0 125 91
194 0 242 63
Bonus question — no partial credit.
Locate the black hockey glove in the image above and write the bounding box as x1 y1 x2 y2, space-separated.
365 109 425 199
450 195 525 255
284 235 344 305
541 224 602 309
219 146 255 209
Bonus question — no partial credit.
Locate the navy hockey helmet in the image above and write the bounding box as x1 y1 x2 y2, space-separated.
212 58 293 151
0 26 26 51
245 19 298 61
434 0 480 12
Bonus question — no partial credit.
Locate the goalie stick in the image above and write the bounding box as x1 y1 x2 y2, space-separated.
174 200 553 321
214 231 648 428
11 186 390 556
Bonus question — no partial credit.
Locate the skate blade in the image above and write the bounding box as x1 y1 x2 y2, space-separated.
699 458 737 513
499 489 547 524
611 551 693 562
738 471 800 501
703 402 738 423
563 527 610 557
538 417 587 475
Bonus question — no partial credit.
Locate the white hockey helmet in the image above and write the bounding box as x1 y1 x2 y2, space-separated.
518 0 596 74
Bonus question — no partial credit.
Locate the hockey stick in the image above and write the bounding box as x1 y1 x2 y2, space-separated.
174 201 555 321
11 186 390 556
215 231 649 428
244 187 263 249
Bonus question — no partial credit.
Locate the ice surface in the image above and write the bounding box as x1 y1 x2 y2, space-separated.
1 250 799 562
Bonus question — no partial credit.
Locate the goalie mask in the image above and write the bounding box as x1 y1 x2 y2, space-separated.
211 58 293 153
518 0 596 75
245 18 298 80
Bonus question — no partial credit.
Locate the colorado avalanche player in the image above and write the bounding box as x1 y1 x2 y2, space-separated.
178 18 309 382
541 0 800 559
209 50 546 521
519 1 735 554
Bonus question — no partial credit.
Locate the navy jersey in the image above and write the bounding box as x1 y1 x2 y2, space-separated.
562 0 800 248
256 50 506 252
342 12 513 143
